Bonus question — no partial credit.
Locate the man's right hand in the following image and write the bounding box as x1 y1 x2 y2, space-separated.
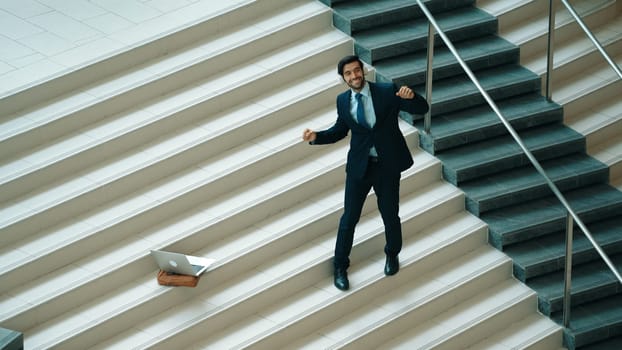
302 128 316 142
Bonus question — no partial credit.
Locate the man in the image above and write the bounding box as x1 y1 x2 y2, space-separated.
302 55 429 291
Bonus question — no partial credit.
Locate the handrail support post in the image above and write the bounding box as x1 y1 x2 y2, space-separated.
546 0 556 101
424 21 434 134
563 211 574 327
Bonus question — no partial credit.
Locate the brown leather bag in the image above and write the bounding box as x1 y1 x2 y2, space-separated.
157 270 199 287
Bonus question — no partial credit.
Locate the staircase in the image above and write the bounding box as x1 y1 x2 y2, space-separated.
0 0 563 349
321 0 622 349
481 0 622 190
480 0 622 348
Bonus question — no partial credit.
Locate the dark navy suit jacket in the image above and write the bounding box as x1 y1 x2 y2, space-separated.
314 82 429 178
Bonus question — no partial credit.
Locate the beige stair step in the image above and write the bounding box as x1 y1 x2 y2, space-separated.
0 92 341 293
0 0 308 115
348 278 536 349
493 0 616 60
566 91 622 149
522 15 622 77
19 165 457 349
0 29 351 204
0 121 422 322
0 65 345 244
591 137 622 188
0 118 368 325
115 201 476 350
279 245 513 350
550 50 622 107
467 313 564 350
477 0 547 34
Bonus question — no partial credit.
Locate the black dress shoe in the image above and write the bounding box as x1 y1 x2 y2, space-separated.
334 268 349 291
384 255 399 276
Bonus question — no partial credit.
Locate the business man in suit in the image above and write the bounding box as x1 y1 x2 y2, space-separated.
302 55 429 291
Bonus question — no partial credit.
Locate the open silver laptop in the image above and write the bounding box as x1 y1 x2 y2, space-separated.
150 250 215 276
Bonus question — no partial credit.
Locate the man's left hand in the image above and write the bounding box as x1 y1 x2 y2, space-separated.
395 86 415 99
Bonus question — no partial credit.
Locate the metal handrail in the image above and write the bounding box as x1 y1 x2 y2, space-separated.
546 0 622 100
415 0 622 329
545 0 622 327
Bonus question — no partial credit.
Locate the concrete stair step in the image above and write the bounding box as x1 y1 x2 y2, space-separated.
565 73 622 189
552 51 622 109
145 208 480 350
492 0 616 58
0 119 424 311
375 34 520 86
436 123 585 184
522 16 622 83
0 98 345 296
0 327 22 350
467 312 564 350
530 254 622 317
493 0 622 193
292 246 509 349
422 64 541 117
0 0 312 112
327 0 476 35
506 216 622 281
1 120 426 324
0 137 344 328
378 279 535 349
483 183 622 249
461 152 609 215
0 0 331 157
579 334 622 350
0 63 346 243
477 0 548 35
555 293 622 349
592 136 622 190
566 84 622 150
316 0 346 6
249 239 523 349
0 29 350 204
416 92 562 154
481 0 622 192
353 6 498 63
342 275 536 349
16 168 458 349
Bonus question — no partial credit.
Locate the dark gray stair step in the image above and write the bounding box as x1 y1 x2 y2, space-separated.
530 254 622 316
418 64 541 116
316 0 349 7
462 153 609 215
554 293 622 350
437 123 585 185
353 6 497 63
0 327 22 350
506 216 622 281
579 334 622 350
329 0 476 35
375 34 519 86
416 93 562 154
483 183 622 249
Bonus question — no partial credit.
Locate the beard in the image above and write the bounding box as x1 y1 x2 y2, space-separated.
347 76 365 91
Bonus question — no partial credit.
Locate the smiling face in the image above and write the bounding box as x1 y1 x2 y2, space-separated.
341 61 366 92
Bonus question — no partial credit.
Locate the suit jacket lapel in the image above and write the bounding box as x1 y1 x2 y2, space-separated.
368 82 384 129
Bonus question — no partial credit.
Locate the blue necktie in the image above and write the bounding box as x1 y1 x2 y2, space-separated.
355 93 369 129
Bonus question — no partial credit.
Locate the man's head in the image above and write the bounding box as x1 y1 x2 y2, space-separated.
338 55 365 92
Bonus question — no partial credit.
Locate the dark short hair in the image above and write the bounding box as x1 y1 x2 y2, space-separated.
337 55 363 76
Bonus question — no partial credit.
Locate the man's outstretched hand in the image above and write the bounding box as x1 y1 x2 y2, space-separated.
302 128 316 142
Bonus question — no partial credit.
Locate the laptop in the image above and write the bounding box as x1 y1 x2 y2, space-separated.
150 250 215 276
